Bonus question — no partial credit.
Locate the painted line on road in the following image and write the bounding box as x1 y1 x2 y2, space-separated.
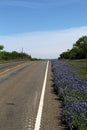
0 62 27 75
34 61 49 130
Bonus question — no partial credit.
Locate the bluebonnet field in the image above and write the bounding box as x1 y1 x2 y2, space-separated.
51 60 87 130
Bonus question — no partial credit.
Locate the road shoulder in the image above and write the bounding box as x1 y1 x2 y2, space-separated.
40 62 63 130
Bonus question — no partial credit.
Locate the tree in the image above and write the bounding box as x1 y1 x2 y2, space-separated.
73 36 87 48
73 36 87 58
59 51 70 59
0 45 4 51
59 36 87 59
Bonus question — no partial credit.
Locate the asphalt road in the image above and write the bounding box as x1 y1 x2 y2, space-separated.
0 61 47 130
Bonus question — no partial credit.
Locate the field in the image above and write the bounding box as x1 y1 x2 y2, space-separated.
51 59 87 130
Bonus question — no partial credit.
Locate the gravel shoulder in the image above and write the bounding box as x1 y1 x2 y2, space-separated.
40 62 63 130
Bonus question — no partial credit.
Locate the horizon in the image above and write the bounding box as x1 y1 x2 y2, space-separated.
0 0 87 58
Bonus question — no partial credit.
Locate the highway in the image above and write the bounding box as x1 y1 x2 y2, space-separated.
0 61 48 130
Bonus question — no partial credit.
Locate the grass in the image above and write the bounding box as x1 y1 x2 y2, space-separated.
66 59 87 82
0 59 28 64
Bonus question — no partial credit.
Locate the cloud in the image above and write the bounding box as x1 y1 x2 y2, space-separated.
0 0 85 8
0 0 44 8
0 26 87 59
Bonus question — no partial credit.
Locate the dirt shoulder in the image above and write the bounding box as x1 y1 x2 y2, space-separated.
40 62 63 130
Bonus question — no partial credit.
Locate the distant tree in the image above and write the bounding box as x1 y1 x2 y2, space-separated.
0 45 4 51
59 36 87 59
73 36 87 48
0 45 33 61
59 51 70 59
73 36 87 58
69 48 83 59
0 45 4 60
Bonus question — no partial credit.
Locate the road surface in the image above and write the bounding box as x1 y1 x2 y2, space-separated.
0 61 48 130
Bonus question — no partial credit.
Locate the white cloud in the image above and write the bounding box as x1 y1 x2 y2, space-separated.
0 26 87 59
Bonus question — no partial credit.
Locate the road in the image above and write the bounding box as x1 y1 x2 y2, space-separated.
0 61 48 130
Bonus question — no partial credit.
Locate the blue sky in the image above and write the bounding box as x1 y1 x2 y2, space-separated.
0 0 87 58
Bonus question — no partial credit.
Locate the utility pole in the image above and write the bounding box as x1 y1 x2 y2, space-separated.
22 48 23 53
21 48 24 60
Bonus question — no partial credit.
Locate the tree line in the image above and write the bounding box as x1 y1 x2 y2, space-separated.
59 36 87 59
0 45 32 61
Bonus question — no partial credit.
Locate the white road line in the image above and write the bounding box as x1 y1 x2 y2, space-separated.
34 61 49 130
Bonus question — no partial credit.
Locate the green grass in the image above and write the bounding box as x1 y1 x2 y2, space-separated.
66 59 87 82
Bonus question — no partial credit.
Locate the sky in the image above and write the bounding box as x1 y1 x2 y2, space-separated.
0 0 87 59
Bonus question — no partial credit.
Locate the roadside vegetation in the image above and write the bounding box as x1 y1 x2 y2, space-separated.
51 36 87 130
0 45 40 63
59 36 87 60
67 59 87 82
52 59 87 130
